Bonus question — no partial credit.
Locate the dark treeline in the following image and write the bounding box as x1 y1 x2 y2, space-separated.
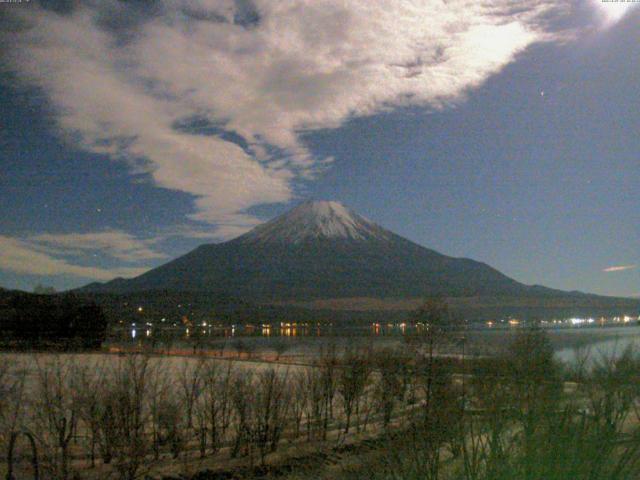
73 289 640 327
2 286 637 333
74 290 412 327
0 292 107 349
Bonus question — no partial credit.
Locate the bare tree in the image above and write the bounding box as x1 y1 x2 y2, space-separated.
147 359 172 461
289 371 308 439
193 386 209 459
177 359 205 454
374 348 411 428
503 327 561 478
465 356 515 479
230 371 254 459
304 366 324 441
337 347 371 434
157 396 184 460
406 298 452 424
101 354 152 480
201 361 235 455
584 345 640 433
251 368 292 465
32 356 78 480
0 358 27 457
318 347 338 441
74 362 107 468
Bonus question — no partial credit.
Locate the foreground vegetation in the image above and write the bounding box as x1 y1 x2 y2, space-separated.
337 331 640 480
1 301 640 479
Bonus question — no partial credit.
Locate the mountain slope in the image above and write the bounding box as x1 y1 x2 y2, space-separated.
80 201 634 310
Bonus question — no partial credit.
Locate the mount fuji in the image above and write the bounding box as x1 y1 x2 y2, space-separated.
80 201 637 316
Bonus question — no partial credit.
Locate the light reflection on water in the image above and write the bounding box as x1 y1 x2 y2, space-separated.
124 322 409 341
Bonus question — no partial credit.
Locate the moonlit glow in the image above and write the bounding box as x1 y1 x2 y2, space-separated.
603 264 636 272
592 0 638 24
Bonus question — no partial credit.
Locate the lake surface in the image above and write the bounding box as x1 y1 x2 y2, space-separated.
4 325 640 371
553 325 640 365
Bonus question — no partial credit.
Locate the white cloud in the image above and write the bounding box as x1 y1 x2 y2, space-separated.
30 231 168 262
590 0 639 25
2 0 566 234
156 222 263 242
0 235 149 281
603 264 637 273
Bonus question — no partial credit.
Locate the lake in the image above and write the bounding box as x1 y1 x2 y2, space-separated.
554 325 640 365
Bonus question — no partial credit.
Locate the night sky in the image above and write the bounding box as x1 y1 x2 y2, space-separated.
0 0 637 297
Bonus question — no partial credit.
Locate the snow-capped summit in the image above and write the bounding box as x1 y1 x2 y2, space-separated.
237 200 392 244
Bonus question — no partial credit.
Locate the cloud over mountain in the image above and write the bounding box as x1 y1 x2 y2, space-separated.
30 231 168 262
1 0 566 235
0 235 149 280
